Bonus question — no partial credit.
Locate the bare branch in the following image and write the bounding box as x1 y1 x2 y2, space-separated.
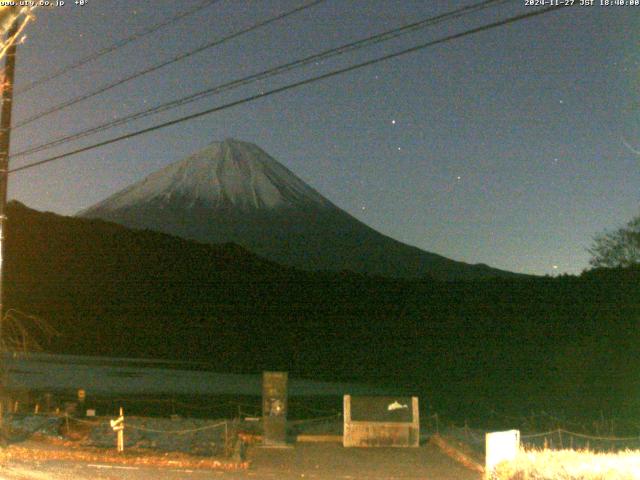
588 214 640 268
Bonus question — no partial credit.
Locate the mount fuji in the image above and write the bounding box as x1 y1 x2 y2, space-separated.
78 138 515 280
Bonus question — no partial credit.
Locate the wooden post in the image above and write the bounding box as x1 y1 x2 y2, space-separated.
117 407 124 453
342 395 351 447
224 420 229 456
410 397 420 447
110 406 125 453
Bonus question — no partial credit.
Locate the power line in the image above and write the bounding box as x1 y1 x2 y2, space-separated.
12 0 508 158
15 0 223 95
11 0 511 159
13 0 327 129
9 4 569 175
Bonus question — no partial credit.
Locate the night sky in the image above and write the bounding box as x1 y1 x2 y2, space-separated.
6 0 639 276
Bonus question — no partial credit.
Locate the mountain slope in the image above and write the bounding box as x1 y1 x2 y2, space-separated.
79 138 519 280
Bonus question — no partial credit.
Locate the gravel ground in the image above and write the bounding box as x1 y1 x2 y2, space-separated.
0 441 481 480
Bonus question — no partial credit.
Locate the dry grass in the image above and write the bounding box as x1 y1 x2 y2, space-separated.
0 436 249 471
493 448 640 480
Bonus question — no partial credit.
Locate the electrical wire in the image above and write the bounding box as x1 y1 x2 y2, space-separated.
13 0 327 129
15 0 223 95
10 4 570 175
10 0 512 160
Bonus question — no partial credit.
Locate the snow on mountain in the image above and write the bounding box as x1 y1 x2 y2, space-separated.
81 139 333 214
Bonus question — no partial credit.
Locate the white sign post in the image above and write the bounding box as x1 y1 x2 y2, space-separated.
485 429 520 478
110 407 125 453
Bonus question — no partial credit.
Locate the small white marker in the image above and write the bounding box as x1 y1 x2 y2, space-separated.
87 465 139 470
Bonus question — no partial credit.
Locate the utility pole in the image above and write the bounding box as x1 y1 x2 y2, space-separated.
0 15 19 441
0 16 19 349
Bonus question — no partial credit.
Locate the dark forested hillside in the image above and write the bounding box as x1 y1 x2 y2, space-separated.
5 201 640 422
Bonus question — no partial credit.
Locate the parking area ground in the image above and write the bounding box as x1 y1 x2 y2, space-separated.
0 440 481 479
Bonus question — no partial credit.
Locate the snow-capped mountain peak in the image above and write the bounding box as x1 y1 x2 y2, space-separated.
79 138 517 280
82 138 333 214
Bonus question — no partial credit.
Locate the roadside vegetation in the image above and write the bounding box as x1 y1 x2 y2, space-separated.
493 448 640 480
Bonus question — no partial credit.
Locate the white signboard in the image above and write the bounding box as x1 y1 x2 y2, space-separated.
485 429 520 475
